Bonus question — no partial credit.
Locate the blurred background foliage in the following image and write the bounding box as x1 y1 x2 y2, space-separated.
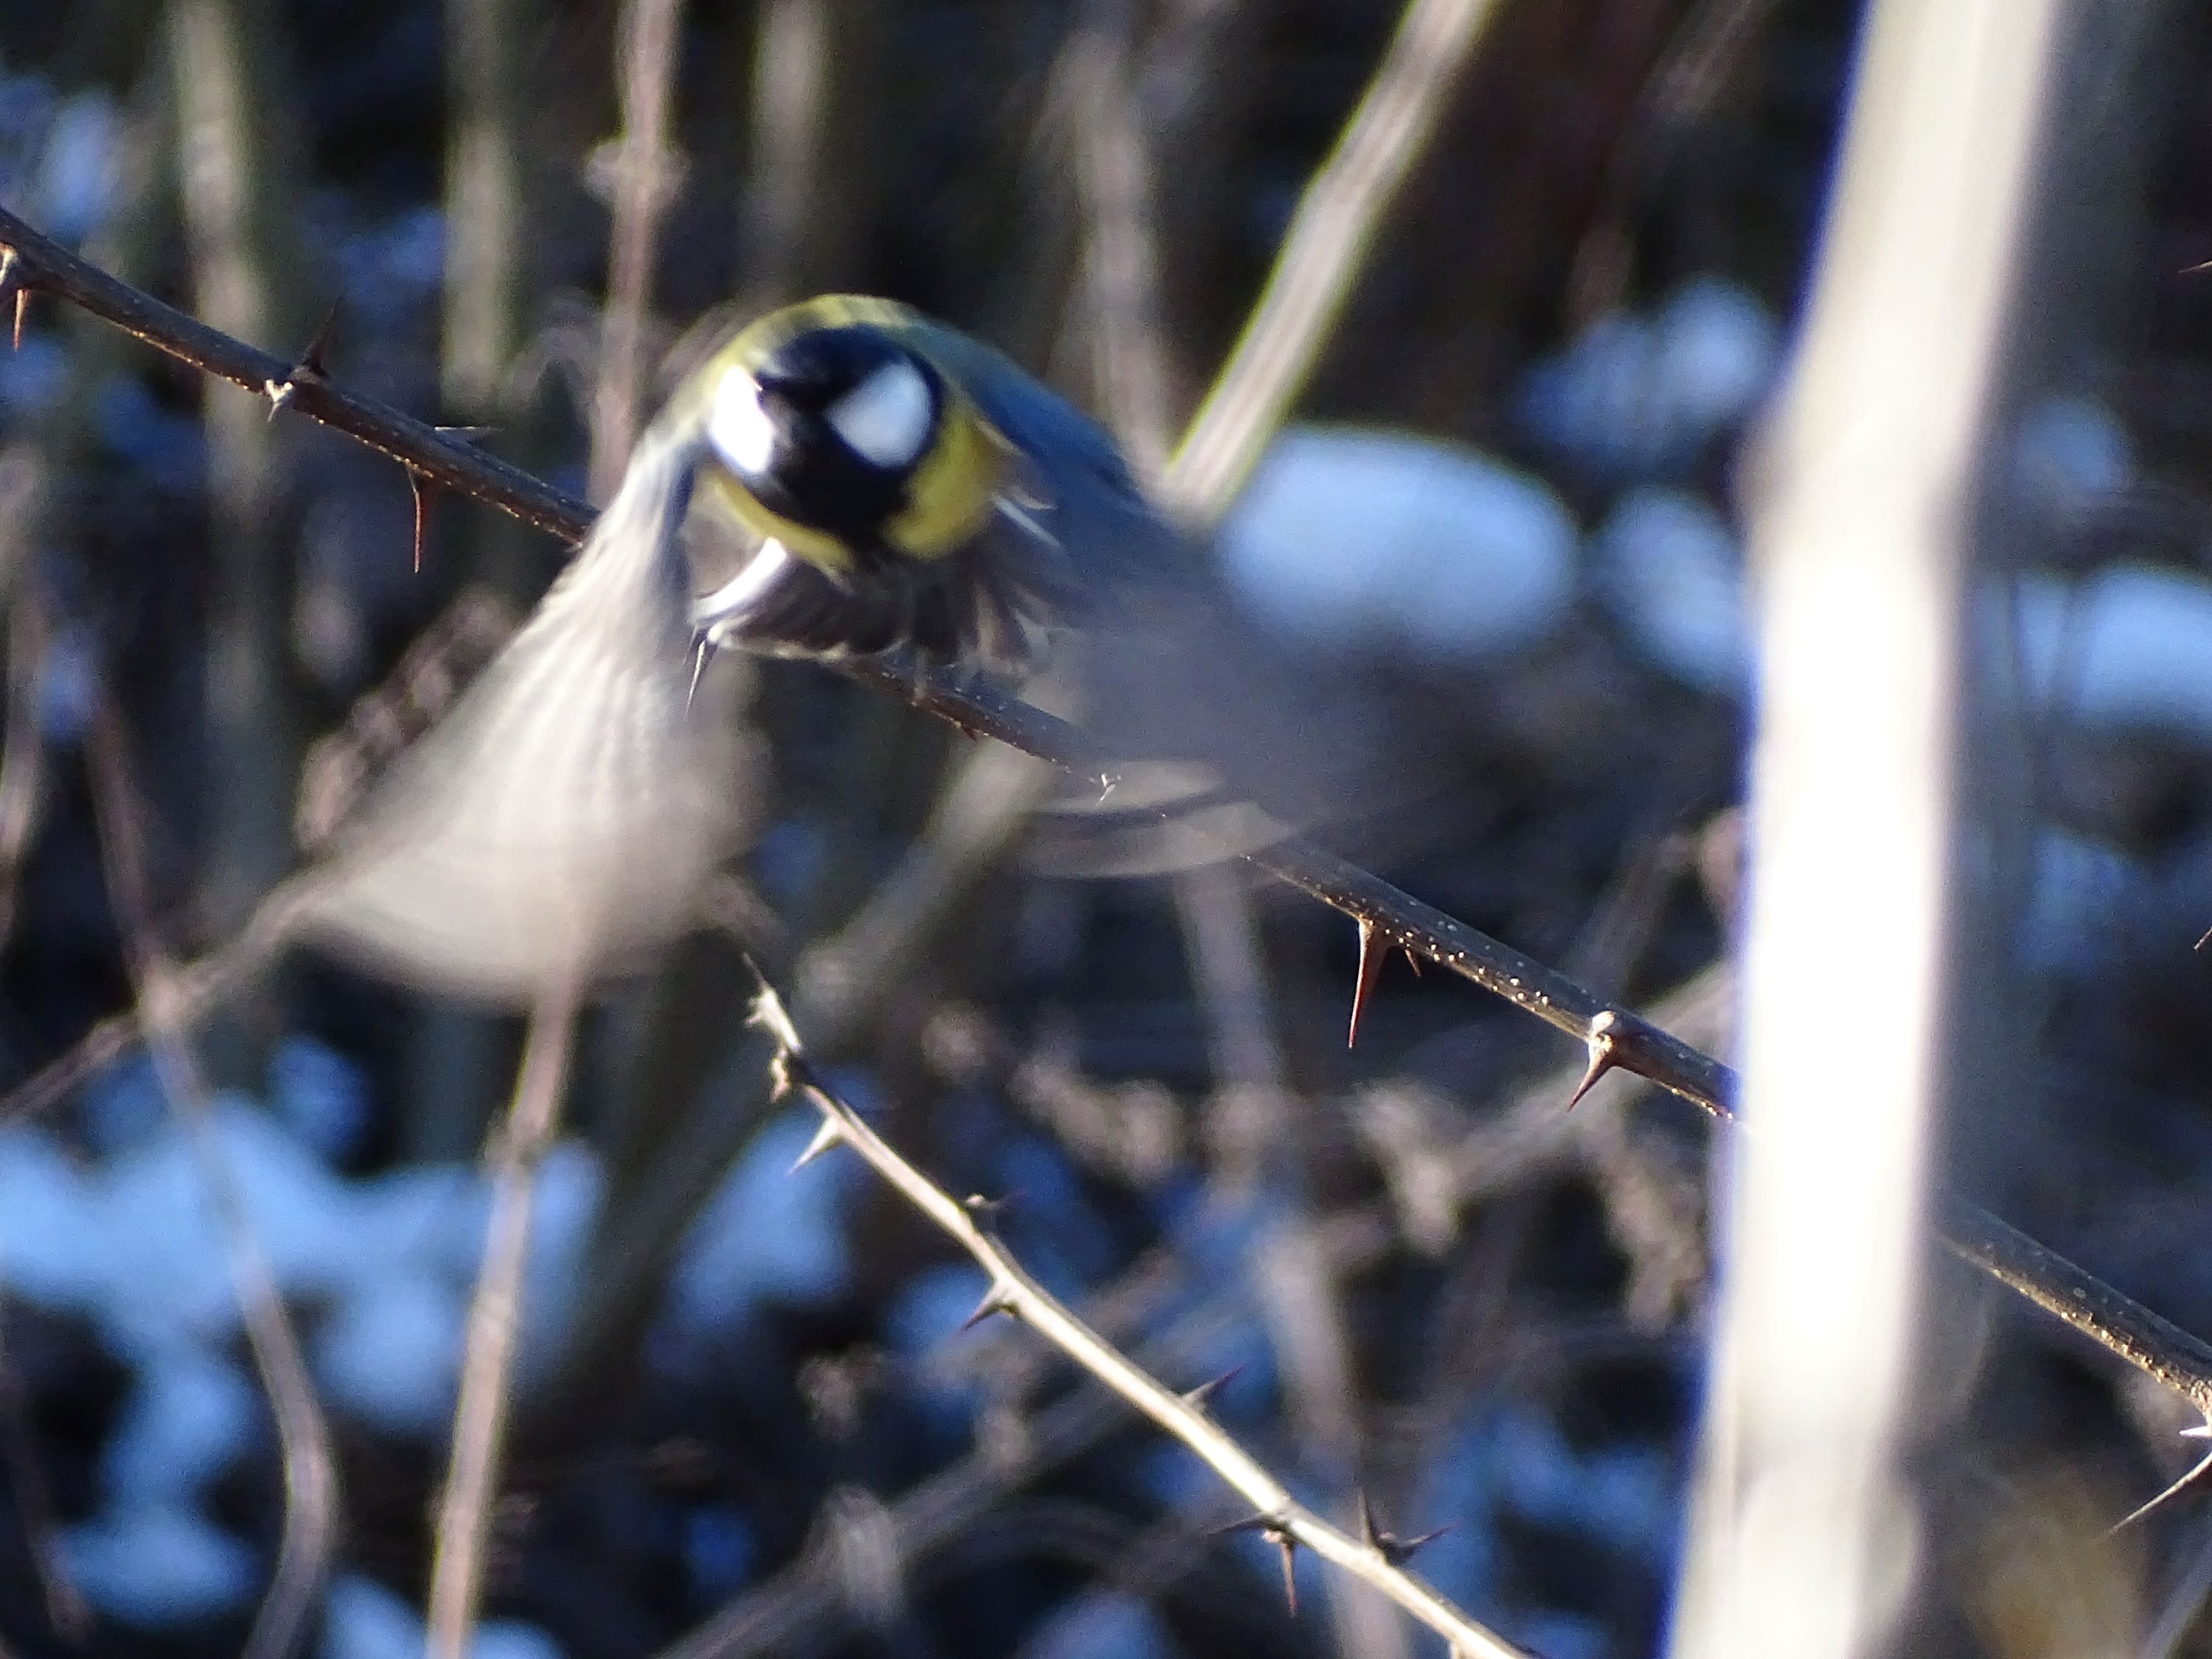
5 0 2212 1655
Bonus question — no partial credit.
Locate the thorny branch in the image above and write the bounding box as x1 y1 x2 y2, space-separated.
741 967 1526 1659
4 204 2211 1433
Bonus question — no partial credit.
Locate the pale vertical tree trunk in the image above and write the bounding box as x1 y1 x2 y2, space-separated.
1671 4 2068 1655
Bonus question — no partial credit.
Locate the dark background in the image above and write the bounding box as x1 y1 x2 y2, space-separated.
3 1 2212 1655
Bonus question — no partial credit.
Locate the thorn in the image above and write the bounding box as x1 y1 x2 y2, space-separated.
295 300 341 381
2187 259 2212 276
688 636 712 709
434 423 496 443
1563 1011 1620 1111
405 469 436 573
1180 1365 1243 1411
1348 919 1387 1048
1 248 24 350
1358 1489 1385 1550
1096 771 1119 804
1214 1512 1297 1610
263 303 341 421
2110 1419 2212 1532
790 1114 845 1172
1358 1490 1455 1565
959 1283 1018 1334
2196 920 2212 952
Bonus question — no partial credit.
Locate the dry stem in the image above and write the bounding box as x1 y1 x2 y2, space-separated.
425 991 580 1658
82 695 337 1659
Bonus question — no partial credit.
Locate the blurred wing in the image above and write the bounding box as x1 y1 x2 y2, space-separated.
695 521 1085 669
1023 578 1419 877
296 439 748 1004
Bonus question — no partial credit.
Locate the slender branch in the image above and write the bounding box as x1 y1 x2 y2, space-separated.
1164 0 1503 518
0 545 52 952
588 0 688 499
4 199 2209 1422
82 695 338 1659
0 206 591 546
425 990 580 1659
742 968 1527 1659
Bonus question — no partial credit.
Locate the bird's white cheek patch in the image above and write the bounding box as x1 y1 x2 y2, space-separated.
827 360 933 467
708 369 779 477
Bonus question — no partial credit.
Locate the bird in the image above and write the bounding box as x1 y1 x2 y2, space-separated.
678 295 1402 872
295 291 1178 1003
686 294 1188 669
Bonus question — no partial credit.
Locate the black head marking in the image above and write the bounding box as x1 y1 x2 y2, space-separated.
720 325 947 543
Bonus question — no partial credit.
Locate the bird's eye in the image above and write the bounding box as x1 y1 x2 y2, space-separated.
707 368 779 479
824 358 934 469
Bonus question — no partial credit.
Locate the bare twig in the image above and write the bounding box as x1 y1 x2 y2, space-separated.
588 0 689 499
2 199 2208 1427
82 696 337 1659
442 0 539 418
0 880 308 1125
1164 0 1503 518
738 0 832 307
169 0 313 933
1071 0 1176 484
0 562 52 951
741 964 1527 1659
425 990 580 1659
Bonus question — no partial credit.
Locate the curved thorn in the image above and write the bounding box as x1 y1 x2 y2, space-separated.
406 469 434 573
1270 1528 1298 1615
1349 918 1386 1048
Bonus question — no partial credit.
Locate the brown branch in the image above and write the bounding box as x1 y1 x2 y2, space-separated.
3 198 2209 1422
